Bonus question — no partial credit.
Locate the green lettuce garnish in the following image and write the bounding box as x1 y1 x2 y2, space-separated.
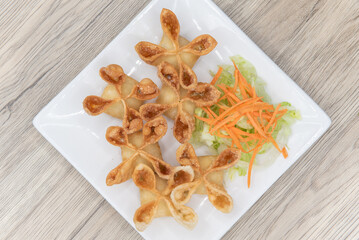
192 55 300 179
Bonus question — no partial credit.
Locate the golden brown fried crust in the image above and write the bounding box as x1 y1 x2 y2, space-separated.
157 61 180 92
106 157 136 186
105 126 128 146
179 63 197 89
210 148 241 171
160 8 180 47
83 95 113 116
172 167 193 188
181 34 218 56
171 143 241 213
133 164 197 231
134 201 158 232
142 116 168 144
135 7 217 100
133 164 157 190
84 64 159 122
105 119 172 186
176 143 200 170
164 166 194 194
186 83 221 107
148 156 173 178
139 103 172 121
123 106 143 134
135 42 167 65
204 182 233 213
99 64 127 85
132 78 160 100
173 111 195 144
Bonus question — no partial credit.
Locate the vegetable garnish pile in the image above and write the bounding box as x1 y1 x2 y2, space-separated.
192 55 301 187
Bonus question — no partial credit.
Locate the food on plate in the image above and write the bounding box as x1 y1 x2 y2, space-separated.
171 143 241 213
135 8 220 144
192 55 300 187
133 164 198 231
105 116 173 185
83 64 160 133
140 61 220 143
85 7 300 232
135 8 217 89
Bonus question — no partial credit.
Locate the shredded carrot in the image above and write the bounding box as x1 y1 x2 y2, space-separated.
197 62 290 188
224 126 244 151
206 107 217 119
246 113 267 138
210 67 223 85
194 115 212 123
247 142 263 188
217 84 241 102
203 107 215 120
282 147 288 158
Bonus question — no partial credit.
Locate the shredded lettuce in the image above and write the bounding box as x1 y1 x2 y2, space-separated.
192 55 300 178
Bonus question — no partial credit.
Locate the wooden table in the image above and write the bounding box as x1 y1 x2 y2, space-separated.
1 0 358 239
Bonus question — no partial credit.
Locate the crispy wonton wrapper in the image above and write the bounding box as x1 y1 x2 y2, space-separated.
140 155 223 217
135 8 217 90
171 143 241 213
133 164 198 231
83 64 160 133
140 62 220 143
105 116 173 185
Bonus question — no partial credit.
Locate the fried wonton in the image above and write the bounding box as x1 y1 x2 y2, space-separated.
171 143 241 213
140 155 224 217
135 8 217 89
133 164 198 231
83 64 160 133
140 62 220 143
105 116 173 185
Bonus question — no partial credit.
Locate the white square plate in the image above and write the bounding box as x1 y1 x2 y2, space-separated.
33 0 331 239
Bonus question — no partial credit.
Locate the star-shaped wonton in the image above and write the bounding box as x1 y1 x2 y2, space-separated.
105 116 173 185
133 163 198 231
171 143 241 213
139 62 220 143
135 8 217 90
83 64 160 134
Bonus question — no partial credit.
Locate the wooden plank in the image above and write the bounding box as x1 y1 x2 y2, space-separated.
0 0 358 239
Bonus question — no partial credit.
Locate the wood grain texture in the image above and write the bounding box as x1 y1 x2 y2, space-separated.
0 0 358 239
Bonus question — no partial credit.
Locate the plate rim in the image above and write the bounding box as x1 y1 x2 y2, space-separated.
33 0 332 239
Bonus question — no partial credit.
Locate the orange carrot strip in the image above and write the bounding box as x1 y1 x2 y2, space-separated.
265 104 281 132
217 104 229 110
252 112 272 120
224 126 244 151
237 71 252 94
203 107 215 119
282 147 288 158
268 121 278 135
234 70 248 99
217 84 241 102
247 141 263 188
206 107 218 118
210 67 223 85
259 109 263 125
218 95 227 102
268 136 282 153
215 131 231 138
230 127 256 137
246 113 267 138
212 98 262 125
209 112 242 134
233 70 239 92
194 115 212 123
